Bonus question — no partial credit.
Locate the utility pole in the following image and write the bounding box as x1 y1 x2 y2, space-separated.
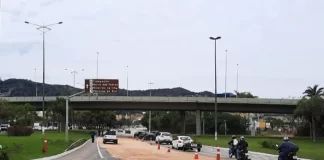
25 21 63 135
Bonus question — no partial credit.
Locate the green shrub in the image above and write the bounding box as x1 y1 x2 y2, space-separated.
259 140 280 150
7 126 34 136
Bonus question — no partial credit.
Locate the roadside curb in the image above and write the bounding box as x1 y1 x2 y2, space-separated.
32 139 90 160
202 145 312 160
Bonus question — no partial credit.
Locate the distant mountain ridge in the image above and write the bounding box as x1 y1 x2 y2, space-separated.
0 78 235 97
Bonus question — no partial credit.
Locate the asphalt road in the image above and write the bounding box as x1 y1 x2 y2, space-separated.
54 139 118 160
114 128 231 160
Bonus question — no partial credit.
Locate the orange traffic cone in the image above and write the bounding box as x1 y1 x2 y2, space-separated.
157 141 160 150
167 147 171 152
216 147 220 160
194 149 199 159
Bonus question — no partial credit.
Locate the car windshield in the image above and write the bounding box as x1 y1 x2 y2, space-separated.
162 133 171 136
180 136 191 140
106 131 116 135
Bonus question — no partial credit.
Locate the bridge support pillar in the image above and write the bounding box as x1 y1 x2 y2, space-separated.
179 111 186 134
196 110 201 135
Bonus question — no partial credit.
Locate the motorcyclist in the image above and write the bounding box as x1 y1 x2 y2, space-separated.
277 137 299 160
237 136 249 159
228 135 239 158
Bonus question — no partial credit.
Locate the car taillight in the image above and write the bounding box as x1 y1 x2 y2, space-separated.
178 140 182 143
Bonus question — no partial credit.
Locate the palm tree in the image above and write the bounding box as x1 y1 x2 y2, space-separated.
294 85 324 142
303 84 324 98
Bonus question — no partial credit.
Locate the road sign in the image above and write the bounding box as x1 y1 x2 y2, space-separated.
84 79 119 93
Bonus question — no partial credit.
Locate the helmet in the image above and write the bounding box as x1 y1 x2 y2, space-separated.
283 137 289 141
232 135 236 139
240 136 245 140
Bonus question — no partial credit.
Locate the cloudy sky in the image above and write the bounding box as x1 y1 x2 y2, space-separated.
0 0 323 98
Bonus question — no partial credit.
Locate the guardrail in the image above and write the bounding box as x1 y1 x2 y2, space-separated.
0 96 300 105
65 138 88 152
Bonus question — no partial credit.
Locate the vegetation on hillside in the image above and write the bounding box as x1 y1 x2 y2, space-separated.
0 78 221 97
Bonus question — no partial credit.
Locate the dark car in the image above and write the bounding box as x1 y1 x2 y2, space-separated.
151 131 159 136
134 131 145 138
138 132 148 139
143 133 156 141
182 138 202 152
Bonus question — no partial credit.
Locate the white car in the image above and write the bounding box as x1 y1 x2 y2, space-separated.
0 124 10 132
172 136 194 150
103 130 118 144
155 132 172 145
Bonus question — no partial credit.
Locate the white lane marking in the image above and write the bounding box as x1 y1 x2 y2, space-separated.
97 137 104 159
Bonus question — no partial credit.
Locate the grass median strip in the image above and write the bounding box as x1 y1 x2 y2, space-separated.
0 130 89 160
192 135 324 160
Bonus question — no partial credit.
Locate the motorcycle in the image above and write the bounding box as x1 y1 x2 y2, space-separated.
237 149 251 160
275 144 299 160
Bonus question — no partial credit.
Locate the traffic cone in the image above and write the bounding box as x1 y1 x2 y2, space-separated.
194 149 199 159
157 141 160 150
216 147 220 160
167 147 170 152
142 138 144 142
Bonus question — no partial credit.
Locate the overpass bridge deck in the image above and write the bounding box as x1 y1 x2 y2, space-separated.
0 96 299 105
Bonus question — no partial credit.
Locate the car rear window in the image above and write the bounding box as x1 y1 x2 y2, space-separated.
162 133 171 136
107 131 116 135
180 137 191 140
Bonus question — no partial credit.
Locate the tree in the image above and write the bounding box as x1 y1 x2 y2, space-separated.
303 84 324 97
294 85 324 142
47 97 67 132
234 91 258 98
0 100 14 123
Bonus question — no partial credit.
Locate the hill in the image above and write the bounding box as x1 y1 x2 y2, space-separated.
0 78 222 97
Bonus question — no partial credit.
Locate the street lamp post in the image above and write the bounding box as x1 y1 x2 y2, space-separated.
65 69 84 129
148 82 154 133
209 36 221 140
236 64 239 98
35 68 37 97
224 120 227 136
225 50 228 98
65 69 84 88
25 21 63 135
127 66 129 96
96 52 99 79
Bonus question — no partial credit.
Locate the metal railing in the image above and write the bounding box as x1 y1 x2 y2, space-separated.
65 138 88 152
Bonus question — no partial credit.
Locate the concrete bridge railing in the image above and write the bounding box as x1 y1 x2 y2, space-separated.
0 96 299 105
